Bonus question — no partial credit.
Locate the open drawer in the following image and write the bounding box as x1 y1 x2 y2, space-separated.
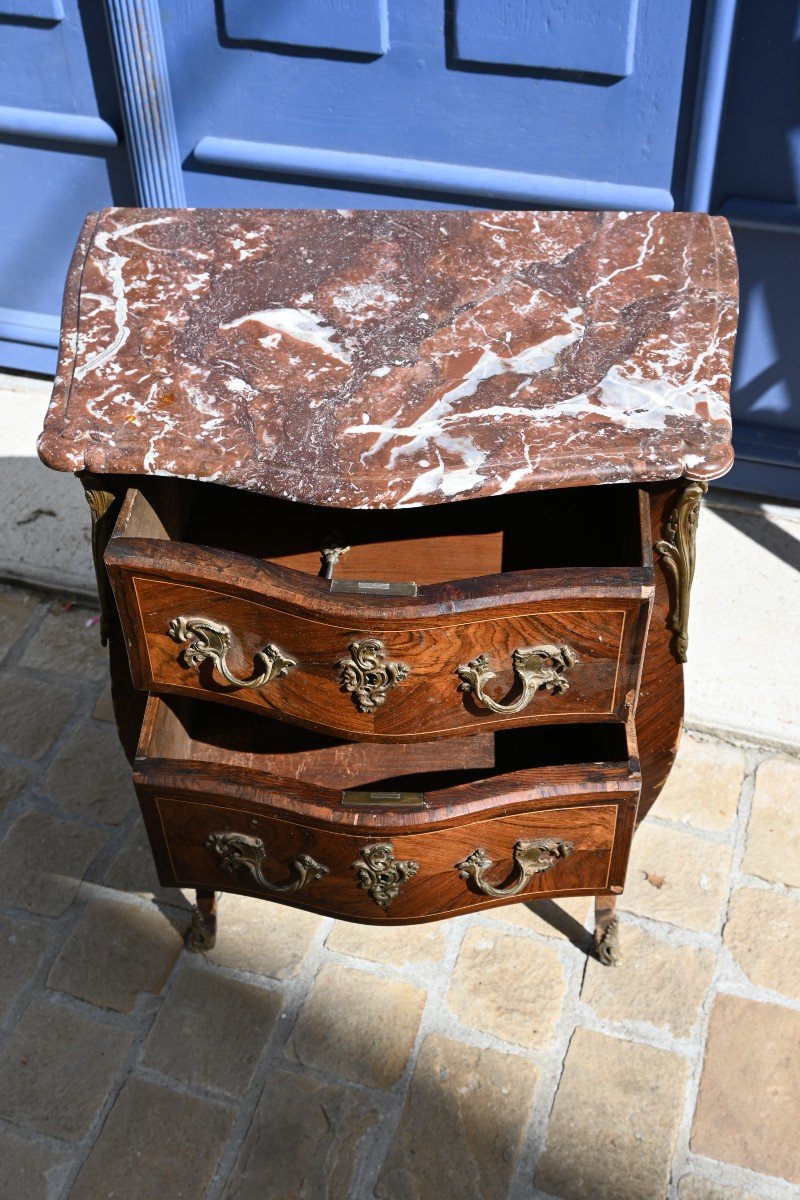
133 695 641 924
106 479 654 743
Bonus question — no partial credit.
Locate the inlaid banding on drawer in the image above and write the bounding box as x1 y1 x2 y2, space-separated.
151 794 622 921
124 573 645 741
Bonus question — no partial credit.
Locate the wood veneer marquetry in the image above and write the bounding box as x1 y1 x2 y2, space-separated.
105 484 654 740
133 693 640 924
150 795 623 923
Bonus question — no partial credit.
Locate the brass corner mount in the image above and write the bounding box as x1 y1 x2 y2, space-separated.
656 480 708 663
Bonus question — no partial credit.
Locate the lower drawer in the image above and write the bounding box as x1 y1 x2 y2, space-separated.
144 792 629 922
133 696 640 923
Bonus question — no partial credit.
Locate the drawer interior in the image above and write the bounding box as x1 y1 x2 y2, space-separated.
120 477 651 587
140 693 634 803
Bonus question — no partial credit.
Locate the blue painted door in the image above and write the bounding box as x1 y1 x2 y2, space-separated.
2 0 800 498
709 0 800 497
162 0 690 211
0 0 134 373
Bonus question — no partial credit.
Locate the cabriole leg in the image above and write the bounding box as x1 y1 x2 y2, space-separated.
593 894 621 967
187 888 217 953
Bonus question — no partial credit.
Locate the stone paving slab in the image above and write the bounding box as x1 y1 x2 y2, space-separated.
46 896 187 1013
742 758 800 888
142 963 283 1097
325 915 446 965
619 821 734 933
0 809 108 917
226 1070 383 1200
43 722 138 825
0 1126 69 1200
692 995 800 1184
535 1028 691 1200
68 1077 236 1200
0 581 799 1199
286 963 426 1089
653 734 746 832
0 673 77 760
723 887 800 1001
446 926 568 1048
0 761 29 814
376 1033 540 1200
678 1177 766 1200
0 995 133 1140
581 924 716 1038
0 914 52 1021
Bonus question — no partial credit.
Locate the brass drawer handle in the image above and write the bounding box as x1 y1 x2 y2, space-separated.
206 832 328 893
456 644 577 715
169 616 296 690
457 838 574 898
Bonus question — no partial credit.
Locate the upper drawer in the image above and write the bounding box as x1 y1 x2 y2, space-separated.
105 481 654 743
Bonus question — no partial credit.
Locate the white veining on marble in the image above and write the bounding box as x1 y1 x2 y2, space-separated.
341 298 590 503
347 295 584 465
73 214 174 381
220 308 352 364
586 211 659 300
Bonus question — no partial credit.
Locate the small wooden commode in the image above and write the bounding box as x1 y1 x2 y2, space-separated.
38 208 738 966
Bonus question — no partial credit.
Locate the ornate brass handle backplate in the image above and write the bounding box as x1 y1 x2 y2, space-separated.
457 838 574 898
337 638 410 713
206 832 328 893
456 644 577 715
169 616 296 690
354 843 419 909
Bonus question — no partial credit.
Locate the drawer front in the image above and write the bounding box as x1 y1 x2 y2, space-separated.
142 790 635 922
115 571 650 741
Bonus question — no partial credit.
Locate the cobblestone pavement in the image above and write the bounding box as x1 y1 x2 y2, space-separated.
1 582 799 1200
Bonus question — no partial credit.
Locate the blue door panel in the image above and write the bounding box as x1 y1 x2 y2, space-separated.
727 229 800 435
222 0 389 57
181 166 475 213
1 1 64 18
713 1 800 207
161 0 691 208
704 0 800 497
0 0 134 374
453 0 639 78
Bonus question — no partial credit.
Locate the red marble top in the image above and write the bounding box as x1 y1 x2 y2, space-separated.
39 208 738 508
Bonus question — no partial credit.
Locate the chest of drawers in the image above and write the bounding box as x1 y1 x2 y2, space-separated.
38 207 738 965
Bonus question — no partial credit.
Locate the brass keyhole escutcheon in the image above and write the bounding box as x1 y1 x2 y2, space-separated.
336 638 410 713
353 843 419 909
